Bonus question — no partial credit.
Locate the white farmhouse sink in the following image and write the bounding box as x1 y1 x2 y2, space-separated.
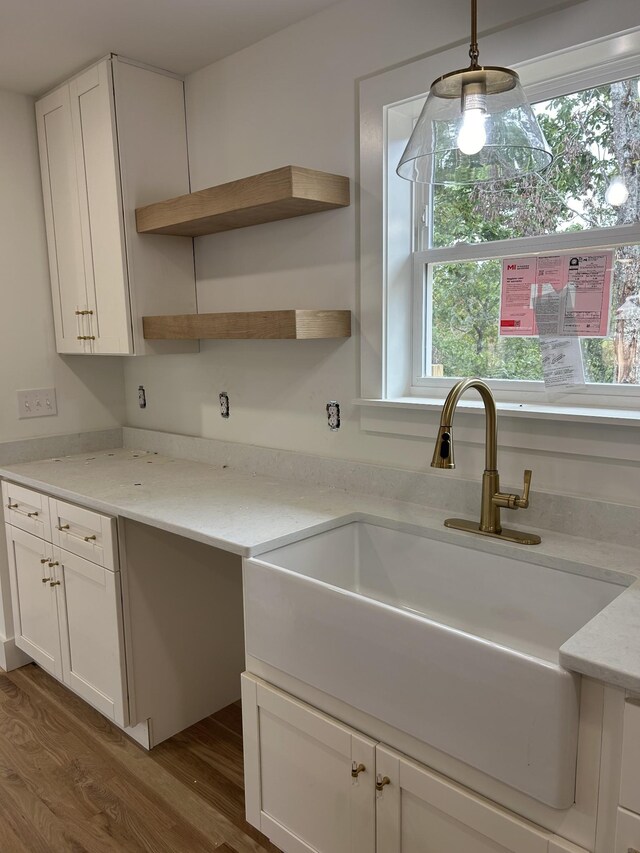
243 521 625 809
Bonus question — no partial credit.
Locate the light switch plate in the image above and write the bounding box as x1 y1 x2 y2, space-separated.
17 387 57 419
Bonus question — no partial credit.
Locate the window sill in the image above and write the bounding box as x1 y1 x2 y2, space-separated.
355 396 640 426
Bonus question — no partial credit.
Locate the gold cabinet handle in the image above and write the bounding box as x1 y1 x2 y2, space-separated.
7 504 39 519
75 309 94 316
351 762 366 779
40 558 52 564
41 577 51 583
48 562 59 568
77 335 96 340
49 580 61 587
375 775 391 792
57 523 97 543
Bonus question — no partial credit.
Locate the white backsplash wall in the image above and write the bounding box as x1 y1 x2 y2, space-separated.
123 0 640 507
0 88 126 444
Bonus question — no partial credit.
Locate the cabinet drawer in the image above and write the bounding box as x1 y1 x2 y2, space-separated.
620 698 640 814
50 498 117 570
2 481 51 540
616 807 640 853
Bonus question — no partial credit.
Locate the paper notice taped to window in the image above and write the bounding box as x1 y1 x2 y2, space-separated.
499 250 613 337
499 259 537 336
534 289 585 389
538 337 585 389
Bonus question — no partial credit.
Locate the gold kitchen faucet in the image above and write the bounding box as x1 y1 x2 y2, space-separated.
431 378 541 545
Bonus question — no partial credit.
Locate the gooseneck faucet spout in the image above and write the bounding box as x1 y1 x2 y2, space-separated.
431 378 541 546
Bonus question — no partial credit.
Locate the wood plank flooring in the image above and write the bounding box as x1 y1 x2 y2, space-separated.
0 664 281 853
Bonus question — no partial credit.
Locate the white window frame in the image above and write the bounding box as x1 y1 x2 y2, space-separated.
358 0 640 425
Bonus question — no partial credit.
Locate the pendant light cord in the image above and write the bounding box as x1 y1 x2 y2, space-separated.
469 0 479 68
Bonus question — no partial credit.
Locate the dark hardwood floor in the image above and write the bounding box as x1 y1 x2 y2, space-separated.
0 663 281 852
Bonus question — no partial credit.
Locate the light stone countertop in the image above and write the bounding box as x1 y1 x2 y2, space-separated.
1 447 639 693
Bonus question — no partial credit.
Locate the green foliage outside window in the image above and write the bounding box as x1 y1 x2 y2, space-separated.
429 77 640 384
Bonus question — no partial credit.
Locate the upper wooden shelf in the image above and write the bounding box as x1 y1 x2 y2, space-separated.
135 166 350 237
142 310 351 341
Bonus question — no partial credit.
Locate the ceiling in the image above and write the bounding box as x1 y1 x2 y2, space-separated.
0 0 342 95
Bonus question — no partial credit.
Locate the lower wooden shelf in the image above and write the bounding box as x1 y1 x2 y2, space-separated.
142 310 351 341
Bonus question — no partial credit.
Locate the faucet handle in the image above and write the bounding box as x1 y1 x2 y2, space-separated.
515 469 532 509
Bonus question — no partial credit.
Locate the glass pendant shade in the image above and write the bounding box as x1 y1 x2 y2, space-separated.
397 66 553 184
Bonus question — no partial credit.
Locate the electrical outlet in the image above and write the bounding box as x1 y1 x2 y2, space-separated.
219 391 230 419
17 388 57 419
326 401 340 431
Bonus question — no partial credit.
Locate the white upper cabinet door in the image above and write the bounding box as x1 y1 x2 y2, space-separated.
35 55 196 356
69 61 133 355
5 525 61 678
35 86 88 354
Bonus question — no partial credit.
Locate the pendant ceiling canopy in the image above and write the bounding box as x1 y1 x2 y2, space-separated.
396 0 553 185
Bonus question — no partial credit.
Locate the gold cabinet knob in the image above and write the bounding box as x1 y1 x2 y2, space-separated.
375 775 391 791
351 762 366 779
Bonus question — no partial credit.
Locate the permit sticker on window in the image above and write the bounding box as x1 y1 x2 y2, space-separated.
499 251 613 337
499 259 537 336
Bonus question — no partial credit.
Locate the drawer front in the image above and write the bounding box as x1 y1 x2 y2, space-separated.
50 498 117 570
616 807 640 853
620 698 640 814
2 481 52 540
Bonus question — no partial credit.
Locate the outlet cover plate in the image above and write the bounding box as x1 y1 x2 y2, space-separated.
17 387 57 419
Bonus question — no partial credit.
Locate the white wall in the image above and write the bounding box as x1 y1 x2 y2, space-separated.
0 88 125 445
123 0 640 506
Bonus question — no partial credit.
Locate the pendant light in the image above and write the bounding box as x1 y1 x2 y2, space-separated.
396 0 553 185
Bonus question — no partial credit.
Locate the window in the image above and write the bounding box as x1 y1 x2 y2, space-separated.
358 11 640 421
415 76 640 391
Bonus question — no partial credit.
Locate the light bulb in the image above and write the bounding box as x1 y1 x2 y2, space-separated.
457 108 487 156
605 175 629 207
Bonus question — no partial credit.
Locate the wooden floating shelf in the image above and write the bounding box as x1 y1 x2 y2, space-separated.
142 310 352 341
135 166 350 237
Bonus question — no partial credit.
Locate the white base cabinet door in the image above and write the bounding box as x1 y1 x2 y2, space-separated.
54 547 127 726
375 745 573 853
241 674 376 853
615 807 640 852
5 525 61 678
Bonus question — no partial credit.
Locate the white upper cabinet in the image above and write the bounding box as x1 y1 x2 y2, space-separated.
36 55 197 356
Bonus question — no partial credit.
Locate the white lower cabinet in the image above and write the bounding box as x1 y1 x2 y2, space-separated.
242 675 588 853
5 525 62 678
5 523 126 725
241 674 376 853
376 745 552 853
615 807 640 852
55 546 127 725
